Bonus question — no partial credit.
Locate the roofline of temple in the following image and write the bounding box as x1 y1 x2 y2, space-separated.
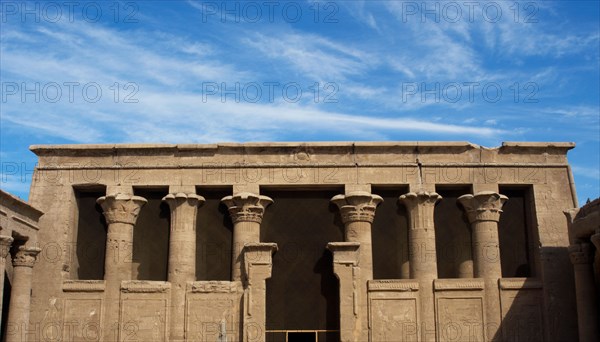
29 141 576 155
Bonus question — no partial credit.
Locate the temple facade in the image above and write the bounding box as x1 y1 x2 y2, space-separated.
0 141 594 341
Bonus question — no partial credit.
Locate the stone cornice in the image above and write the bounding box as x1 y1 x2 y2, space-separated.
188 281 239 293
62 280 106 292
13 246 42 267
458 191 508 223
0 189 44 221
30 141 575 155
368 280 419 292
121 280 171 293
221 193 273 224
97 193 147 225
433 278 485 291
331 191 383 224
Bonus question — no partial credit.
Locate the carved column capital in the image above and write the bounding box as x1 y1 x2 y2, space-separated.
458 191 508 223
331 191 383 224
0 235 13 258
12 246 42 268
399 191 441 229
97 193 147 225
221 192 273 224
569 243 596 265
162 192 205 208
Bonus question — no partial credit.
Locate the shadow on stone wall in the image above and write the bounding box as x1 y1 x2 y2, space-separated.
492 246 577 342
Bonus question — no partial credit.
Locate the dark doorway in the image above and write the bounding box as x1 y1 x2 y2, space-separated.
261 189 343 339
288 332 316 342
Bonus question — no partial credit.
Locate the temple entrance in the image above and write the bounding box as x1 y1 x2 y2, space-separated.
261 189 343 342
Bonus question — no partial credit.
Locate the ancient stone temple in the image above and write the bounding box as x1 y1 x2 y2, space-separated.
0 141 593 341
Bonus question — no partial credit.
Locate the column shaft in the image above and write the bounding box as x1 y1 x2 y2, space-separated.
5 246 41 342
458 191 507 342
331 191 382 342
400 191 441 342
163 193 204 341
345 221 373 280
222 193 272 282
97 193 146 342
232 221 261 281
0 235 13 331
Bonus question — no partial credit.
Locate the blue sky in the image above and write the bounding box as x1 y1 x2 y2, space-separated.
1 0 598 203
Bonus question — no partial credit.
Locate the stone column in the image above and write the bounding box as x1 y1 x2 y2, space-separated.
326 242 360 342
97 193 147 341
241 243 277 342
221 192 273 281
5 246 41 342
0 235 13 321
399 191 441 342
458 191 507 341
568 242 600 342
163 193 204 341
331 191 383 341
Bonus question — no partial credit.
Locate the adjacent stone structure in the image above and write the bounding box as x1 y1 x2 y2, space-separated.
0 141 593 341
0 190 43 342
565 198 600 342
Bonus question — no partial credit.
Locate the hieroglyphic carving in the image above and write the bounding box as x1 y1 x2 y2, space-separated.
187 297 237 342
189 281 238 293
371 298 418 342
120 299 168 341
63 299 102 342
437 298 485 342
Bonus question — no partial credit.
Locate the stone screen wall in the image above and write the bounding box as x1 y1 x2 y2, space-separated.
10 141 580 342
